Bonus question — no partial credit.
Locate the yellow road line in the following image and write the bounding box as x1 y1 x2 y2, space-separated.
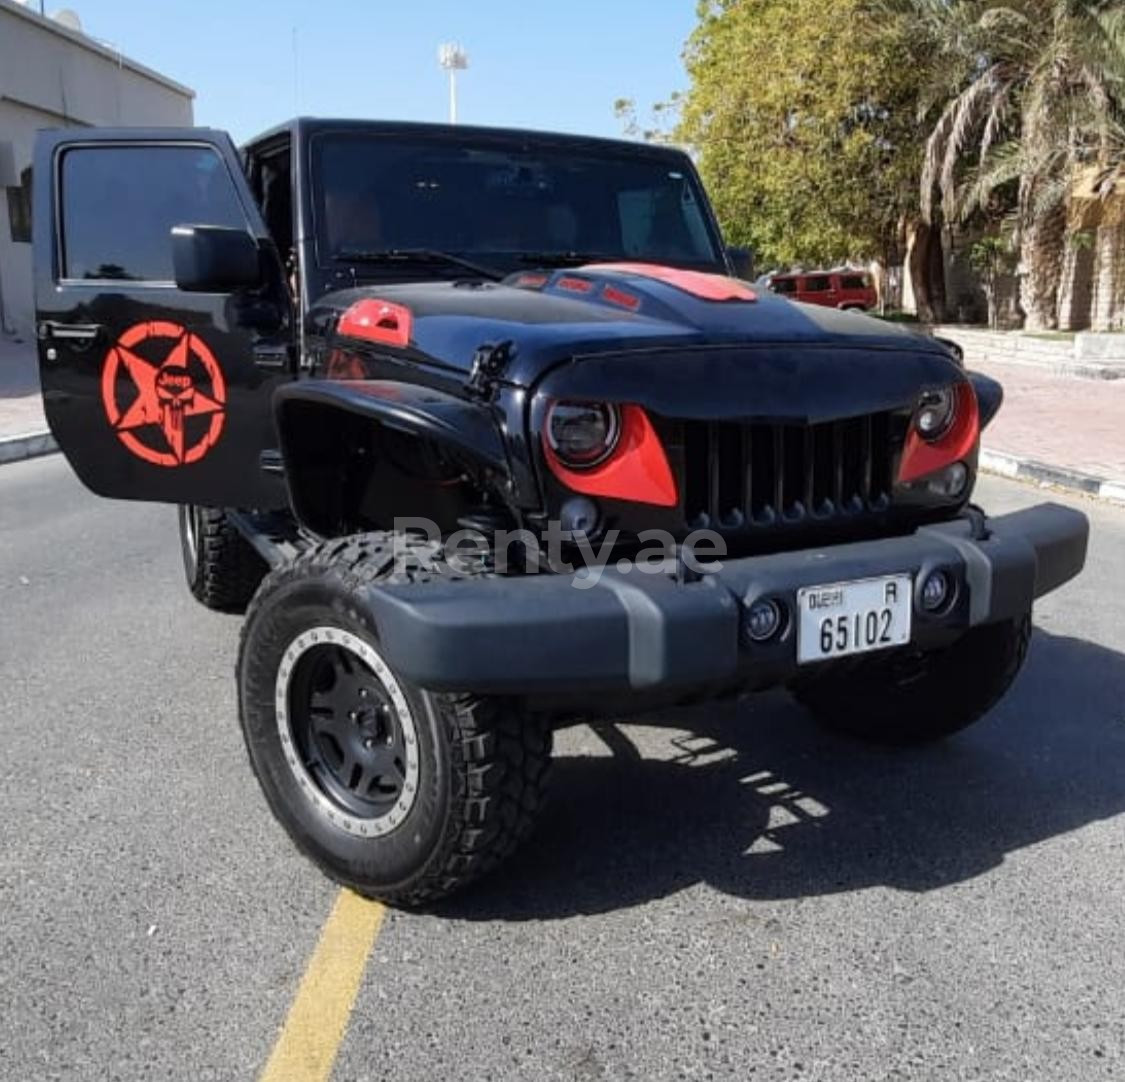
259 889 386 1082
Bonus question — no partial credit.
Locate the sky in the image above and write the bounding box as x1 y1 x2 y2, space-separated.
58 0 698 144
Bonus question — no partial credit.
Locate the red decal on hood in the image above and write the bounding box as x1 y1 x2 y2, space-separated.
583 262 757 302
601 284 641 311
557 276 594 294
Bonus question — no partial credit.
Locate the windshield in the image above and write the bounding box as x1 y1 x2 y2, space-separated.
311 132 724 275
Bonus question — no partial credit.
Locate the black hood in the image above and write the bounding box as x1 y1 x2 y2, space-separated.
315 264 955 392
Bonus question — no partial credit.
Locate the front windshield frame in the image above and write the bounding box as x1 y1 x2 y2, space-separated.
308 129 728 277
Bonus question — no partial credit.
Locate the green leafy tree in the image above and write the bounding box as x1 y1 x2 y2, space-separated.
673 0 926 268
968 233 1018 327
613 95 682 144
897 0 1125 329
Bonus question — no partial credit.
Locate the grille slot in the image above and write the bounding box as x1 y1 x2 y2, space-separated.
682 414 896 529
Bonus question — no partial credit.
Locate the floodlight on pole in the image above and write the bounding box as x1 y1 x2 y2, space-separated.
438 43 468 124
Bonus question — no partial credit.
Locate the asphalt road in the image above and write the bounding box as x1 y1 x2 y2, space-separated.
2 456 1123 1081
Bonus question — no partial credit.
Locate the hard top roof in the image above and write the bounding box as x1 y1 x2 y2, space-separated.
243 117 692 161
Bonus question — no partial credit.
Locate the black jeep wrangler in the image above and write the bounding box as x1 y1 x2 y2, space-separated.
33 119 1088 906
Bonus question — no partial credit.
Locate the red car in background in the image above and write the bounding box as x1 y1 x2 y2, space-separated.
769 270 877 311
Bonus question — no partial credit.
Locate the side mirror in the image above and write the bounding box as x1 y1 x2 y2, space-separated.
726 245 754 281
172 224 261 292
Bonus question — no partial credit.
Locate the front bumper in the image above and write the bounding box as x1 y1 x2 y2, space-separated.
367 504 1088 699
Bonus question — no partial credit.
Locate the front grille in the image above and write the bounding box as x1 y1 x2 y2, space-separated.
680 413 901 529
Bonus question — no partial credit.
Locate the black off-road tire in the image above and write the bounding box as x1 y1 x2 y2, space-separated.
179 504 267 614
237 532 552 907
791 614 1032 746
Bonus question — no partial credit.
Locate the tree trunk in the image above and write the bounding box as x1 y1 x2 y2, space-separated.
908 221 946 322
985 277 998 329
1018 202 1067 331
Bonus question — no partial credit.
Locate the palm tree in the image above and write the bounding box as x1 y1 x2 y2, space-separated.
895 0 1125 329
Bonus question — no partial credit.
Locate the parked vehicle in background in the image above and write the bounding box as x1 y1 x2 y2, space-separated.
769 270 877 311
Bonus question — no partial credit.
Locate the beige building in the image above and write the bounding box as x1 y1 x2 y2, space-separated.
1060 166 1125 333
899 170 1125 332
0 0 194 340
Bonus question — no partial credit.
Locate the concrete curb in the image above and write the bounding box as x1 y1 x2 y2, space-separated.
0 430 58 465
980 447 1125 505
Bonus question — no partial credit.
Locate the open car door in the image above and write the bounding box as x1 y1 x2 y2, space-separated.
33 128 294 509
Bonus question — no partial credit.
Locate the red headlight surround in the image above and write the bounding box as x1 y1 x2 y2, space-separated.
897 381 980 485
541 403 678 508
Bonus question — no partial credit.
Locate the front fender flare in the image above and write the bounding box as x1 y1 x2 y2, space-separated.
967 370 1004 430
273 380 510 532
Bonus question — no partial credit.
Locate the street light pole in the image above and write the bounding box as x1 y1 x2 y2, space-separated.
437 43 468 124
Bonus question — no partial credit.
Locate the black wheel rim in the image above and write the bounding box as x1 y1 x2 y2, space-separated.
277 628 419 835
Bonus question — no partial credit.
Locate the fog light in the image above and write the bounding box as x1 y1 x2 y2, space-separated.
745 598 784 643
924 461 969 499
921 571 951 612
560 496 599 536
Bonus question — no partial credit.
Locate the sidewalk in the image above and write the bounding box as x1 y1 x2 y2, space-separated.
1 338 1123 501
0 338 54 464
970 358 1125 501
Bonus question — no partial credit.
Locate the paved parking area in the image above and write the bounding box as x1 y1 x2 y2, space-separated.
2 458 1123 1081
0 339 44 442
970 358 1125 487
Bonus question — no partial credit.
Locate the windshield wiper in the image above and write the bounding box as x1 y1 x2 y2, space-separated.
516 251 621 269
333 248 503 281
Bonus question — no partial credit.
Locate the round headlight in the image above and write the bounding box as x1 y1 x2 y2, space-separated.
915 387 957 441
546 401 620 468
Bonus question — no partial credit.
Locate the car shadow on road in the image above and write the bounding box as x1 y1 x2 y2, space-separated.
439 629 1125 920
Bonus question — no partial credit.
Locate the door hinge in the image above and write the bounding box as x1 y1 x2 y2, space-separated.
253 343 293 371
259 449 286 475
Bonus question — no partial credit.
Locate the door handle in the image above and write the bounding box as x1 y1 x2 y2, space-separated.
38 321 105 343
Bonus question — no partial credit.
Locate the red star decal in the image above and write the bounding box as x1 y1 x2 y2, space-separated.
100 322 227 467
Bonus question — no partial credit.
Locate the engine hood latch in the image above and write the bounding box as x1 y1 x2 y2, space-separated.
466 339 516 400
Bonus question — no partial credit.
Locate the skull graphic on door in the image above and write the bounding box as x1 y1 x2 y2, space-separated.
99 321 227 467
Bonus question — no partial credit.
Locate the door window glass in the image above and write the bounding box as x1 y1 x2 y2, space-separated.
803 276 831 292
60 144 247 282
248 145 293 256
771 277 797 294
839 275 867 290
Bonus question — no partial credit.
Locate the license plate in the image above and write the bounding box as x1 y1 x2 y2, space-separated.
796 574 912 664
